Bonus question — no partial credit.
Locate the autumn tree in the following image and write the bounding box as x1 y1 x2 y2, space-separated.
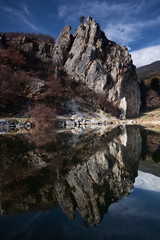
1 32 55 44
0 67 29 110
0 48 26 70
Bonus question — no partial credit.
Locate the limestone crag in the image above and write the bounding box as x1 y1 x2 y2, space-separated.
52 25 73 67
9 36 55 63
54 17 141 117
6 17 141 118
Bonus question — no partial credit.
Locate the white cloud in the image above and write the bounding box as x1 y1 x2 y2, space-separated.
104 14 160 45
1 5 38 31
58 0 160 46
58 0 160 66
21 3 30 16
104 22 142 45
134 171 160 192
130 45 160 67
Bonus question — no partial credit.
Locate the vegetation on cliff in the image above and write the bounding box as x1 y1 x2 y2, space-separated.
0 18 159 122
137 61 160 112
0 32 119 122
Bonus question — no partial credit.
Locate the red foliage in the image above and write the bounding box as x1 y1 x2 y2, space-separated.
146 89 160 109
2 32 55 44
0 67 29 109
140 78 160 111
0 48 26 69
29 103 56 129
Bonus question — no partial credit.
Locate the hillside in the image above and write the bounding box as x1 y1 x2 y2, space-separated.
0 34 119 126
137 61 160 78
0 17 141 124
136 61 160 112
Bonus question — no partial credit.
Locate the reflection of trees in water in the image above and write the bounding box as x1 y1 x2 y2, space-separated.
140 128 160 163
0 126 142 225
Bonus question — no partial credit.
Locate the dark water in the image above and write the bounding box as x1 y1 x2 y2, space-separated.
0 125 160 240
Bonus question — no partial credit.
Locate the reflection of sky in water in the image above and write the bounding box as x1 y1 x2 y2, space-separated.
0 183 160 240
0 125 160 240
134 171 160 192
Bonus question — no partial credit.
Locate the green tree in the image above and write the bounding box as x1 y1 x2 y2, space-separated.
79 16 85 24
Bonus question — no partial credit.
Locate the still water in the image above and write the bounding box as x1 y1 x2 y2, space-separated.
0 125 160 240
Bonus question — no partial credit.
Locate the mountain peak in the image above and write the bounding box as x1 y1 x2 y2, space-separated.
58 17 141 117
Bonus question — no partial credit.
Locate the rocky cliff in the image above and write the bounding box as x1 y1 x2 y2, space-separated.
8 35 55 63
53 17 141 118
2 17 141 118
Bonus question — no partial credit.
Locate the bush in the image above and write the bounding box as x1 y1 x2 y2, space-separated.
81 24 86 30
146 89 160 109
1 32 55 44
29 103 56 129
150 77 160 91
68 53 74 59
0 67 29 110
79 16 85 24
0 48 26 70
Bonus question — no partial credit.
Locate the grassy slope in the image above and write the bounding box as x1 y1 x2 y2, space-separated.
133 108 160 132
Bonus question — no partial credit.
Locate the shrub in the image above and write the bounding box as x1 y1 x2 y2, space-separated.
0 48 26 70
81 24 86 30
79 16 85 24
29 103 56 129
1 32 55 44
68 53 74 59
146 89 160 109
150 77 160 91
0 67 29 110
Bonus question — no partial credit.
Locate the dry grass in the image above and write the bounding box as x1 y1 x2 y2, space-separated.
133 108 160 132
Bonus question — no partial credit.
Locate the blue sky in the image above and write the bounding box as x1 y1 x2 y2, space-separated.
0 0 160 67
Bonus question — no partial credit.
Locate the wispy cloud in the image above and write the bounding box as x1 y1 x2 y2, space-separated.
58 0 160 46
1 4 38 31
130 45 160 67
21 3 30 16
104 16 160 45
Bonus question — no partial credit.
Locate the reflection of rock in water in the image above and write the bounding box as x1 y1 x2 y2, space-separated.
0 126 141 226
55 125 141 226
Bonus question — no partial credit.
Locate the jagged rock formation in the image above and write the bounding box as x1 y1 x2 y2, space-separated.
9 36 55 63
53 17 141 118
5 17 141 118
52 25 73 67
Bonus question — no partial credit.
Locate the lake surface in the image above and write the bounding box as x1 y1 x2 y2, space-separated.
0 125 160 240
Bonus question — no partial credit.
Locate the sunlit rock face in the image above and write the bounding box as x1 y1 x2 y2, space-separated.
7 17 141 117
0 126 141 226
63 17 141 118
52 25 73 67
